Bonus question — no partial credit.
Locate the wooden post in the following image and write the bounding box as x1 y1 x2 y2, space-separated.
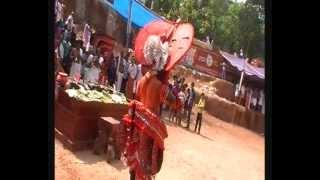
237 58 248 104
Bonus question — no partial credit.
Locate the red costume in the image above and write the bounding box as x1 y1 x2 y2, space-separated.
120 19 194 180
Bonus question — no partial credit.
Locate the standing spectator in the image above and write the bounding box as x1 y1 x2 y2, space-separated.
96 49 107 85
172 79 180 97
258 89 264 113
170 79 181 123
80 47 90 79
70 26 77 47
65 12 74 31
185 82 196 129
194 93 206 134
234 83 240 104
239 48 244 58
116 53 125 92
250 89 258 110
179 77 185 90
182 83 189 116
176 87 186 126
126 53 137 99
221 62 226 80
107 55 117 87
69 47 82 80
167 85 177 122
121 54 129 93
234 52 238 57
55 0 65 26
83 50 94 82
261 90 265 114
83 23 91 52
59 39 72 73
62 28 71 42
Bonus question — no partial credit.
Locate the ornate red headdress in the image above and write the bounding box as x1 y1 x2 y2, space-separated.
134 19 194 73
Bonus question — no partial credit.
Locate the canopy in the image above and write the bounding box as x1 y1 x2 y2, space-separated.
100 0 164 28
220 51 265 79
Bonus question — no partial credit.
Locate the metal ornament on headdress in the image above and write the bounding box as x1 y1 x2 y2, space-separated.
143 35 169 71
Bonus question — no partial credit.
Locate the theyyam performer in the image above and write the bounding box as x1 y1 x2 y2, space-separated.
119 19 194 180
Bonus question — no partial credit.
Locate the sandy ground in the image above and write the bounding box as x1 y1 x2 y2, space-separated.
55 110 264 180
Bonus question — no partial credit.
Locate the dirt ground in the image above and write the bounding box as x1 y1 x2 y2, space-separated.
55 109 264 180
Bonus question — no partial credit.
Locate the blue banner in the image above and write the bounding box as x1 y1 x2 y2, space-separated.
100 0 163 28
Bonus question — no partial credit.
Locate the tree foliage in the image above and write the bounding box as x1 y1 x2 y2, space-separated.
142 0 265 59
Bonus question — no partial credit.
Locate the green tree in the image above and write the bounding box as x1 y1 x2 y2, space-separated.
238 1 264 58
144 0 265 59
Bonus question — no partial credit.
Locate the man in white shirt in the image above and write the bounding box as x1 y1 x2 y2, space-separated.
116 54 125 92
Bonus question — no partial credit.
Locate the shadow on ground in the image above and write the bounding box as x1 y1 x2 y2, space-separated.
161 109 215 142
73 150 127 171
67 109 213 172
